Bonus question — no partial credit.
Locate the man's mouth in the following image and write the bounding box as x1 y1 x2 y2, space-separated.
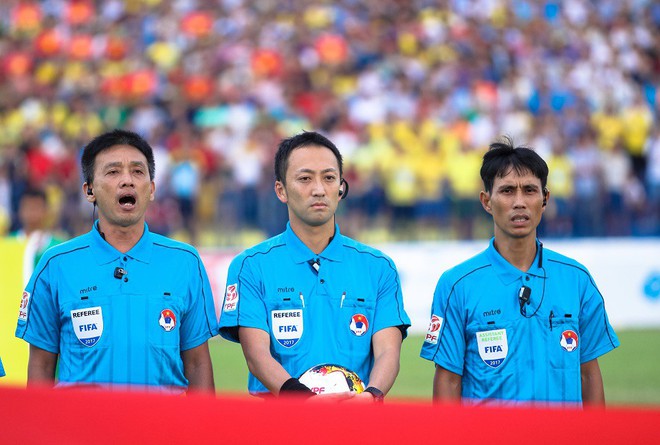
119 195 136 208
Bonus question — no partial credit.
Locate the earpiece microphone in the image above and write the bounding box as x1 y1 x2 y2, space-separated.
542 188 548 207
87 188 93 196
338 178 349 200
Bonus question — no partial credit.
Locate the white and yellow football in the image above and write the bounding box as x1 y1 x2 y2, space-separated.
298 364 365 395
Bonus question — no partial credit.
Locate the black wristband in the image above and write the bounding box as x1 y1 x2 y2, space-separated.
364 386 385 402
280 378 316 397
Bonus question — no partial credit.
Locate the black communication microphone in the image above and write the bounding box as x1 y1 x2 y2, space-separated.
308 259 320 274
114 267 127 280
87 188 93 196
518 286 531 314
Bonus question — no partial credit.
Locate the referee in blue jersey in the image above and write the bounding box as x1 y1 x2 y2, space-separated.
16 129 218 393
219 131 410 401
421 137 619 406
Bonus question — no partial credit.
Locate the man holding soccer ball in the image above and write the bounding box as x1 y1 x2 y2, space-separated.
219 131 411 401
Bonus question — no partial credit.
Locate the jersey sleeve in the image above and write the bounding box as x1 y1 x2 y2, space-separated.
179 250 219 351
371 258 410 337
420 272 466 376
218 254 268 342
15 259 61 354
578 278 619 363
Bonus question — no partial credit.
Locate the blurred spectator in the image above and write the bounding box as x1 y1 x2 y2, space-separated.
601 142 634 236
0 0 658 245
10 186 65 284
569 132 604 237
543 142 574 237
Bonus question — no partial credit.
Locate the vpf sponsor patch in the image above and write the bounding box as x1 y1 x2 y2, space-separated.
18 291 30 321
424 314 443 345
224 283 238 312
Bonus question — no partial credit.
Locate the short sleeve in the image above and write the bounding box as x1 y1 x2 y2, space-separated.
218 254 269 342
179 250 220 351
420 272 466 376
371 258 411 337
16 262 61 354
578 280 619 363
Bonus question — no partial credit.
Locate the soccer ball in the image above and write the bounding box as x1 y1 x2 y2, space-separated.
298 364 365 395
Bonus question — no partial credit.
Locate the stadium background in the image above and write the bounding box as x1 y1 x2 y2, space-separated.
1 0 659 435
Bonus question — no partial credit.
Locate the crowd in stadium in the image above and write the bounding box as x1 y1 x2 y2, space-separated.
1 0 659 245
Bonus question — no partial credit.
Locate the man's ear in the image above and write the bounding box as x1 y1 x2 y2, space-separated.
274 181 287 204
149 181 156 201
479 190 492 214
83 183 95 202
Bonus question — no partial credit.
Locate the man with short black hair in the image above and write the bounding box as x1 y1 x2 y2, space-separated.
16 129 218 393
421 137 619 406
219 130 410 401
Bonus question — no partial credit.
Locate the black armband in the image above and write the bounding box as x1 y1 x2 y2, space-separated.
279 378 316 397
363 386 385 402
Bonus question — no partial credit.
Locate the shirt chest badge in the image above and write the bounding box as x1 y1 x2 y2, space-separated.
272 309 303 348
71 306 104 347
476 328 508 368
159 309 177 332
349 313 369 336
560 330 578 352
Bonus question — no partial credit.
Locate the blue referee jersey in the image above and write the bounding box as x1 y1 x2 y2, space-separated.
219 223 410 394
16 222 218 392
420 238 619 405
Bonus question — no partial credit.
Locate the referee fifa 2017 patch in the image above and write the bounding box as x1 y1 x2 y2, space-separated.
18 291 30 321
271 309 303 348
71 306 104 347
224 283 238 312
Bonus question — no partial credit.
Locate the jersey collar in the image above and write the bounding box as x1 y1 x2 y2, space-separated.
284 222 344 264
486 237 545 285
90 221 154 265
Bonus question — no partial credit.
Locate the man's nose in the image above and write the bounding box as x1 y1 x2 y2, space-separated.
311 177 325 195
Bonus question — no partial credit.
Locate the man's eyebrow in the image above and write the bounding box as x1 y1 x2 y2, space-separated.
294 167 338 174
496 183 540 190
102 160 147 169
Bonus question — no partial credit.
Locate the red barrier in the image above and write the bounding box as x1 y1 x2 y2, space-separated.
1 386 659 444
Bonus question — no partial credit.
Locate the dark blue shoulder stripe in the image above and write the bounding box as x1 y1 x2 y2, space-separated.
153 242 215 337
431 263 491 363
234 242 287 326
547 258 618 349
20 245 90 339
